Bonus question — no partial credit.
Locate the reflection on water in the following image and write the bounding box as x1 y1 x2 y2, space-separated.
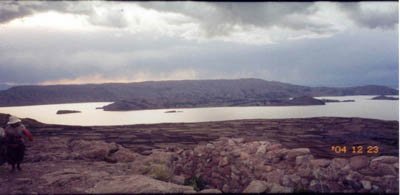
0 96 397 126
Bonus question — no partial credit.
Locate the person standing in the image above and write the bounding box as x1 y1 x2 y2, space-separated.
4 116 33 172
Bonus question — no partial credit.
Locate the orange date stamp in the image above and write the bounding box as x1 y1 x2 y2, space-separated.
331 145 379 154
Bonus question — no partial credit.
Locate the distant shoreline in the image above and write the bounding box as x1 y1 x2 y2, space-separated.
0 79 397 108
0 94 397 109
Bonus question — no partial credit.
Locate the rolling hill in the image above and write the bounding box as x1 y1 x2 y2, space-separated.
0 78 397 110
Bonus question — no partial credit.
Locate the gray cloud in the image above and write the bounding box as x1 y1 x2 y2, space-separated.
338 2 398 29
138 2 398 37
0 2 397 88
88 7 128 28
0 1 87 23
138 2 333 36
1 1 397 35
0 25 397 88
0 1 128 28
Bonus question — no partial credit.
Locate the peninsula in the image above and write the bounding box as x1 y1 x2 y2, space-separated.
0 79 397 111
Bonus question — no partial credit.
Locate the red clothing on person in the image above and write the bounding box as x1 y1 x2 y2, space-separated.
5 124 33 143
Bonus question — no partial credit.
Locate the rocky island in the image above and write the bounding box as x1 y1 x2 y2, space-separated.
56 110 81 115
165 110 183 113
102 96 326 111
0 113 398 194
372 95 399 100
321 99 355 103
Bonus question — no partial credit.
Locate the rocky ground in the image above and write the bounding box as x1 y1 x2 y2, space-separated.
0 113 398 194
172 138 399 193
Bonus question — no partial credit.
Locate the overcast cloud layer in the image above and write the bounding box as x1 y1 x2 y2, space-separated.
0 1 398 89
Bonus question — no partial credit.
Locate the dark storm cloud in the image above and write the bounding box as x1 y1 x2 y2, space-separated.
138 1 398 36
138 2 335 36
338 2 398 29
1 1 397 33
0 1 128 28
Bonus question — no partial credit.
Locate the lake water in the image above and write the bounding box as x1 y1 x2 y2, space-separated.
0 95 397 126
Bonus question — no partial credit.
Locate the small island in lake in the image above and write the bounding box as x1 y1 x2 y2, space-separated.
56 110 81 115
165 110 183 113
102 96 326 111
321 99 355 103
284 96 325 106
371 95 399 100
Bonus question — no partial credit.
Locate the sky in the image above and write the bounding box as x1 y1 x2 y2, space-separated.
0 1 398 89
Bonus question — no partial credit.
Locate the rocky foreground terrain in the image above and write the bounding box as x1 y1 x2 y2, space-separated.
0 113 398 194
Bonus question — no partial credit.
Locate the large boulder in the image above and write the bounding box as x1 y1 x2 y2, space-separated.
134 151 177 181
266 183 293 193
199 189 222 193
285 148 310 160
145 150 176 165
264 169 285 183
360 180 372 190
41 169 84 186
295 154 314 166
143 163 174 181
371 163 397 176
41 168 110 189
70 140 118 161
242 180 268 193
111 147 140 162
86 175 196 193
371 156 398 165
330 158 349 170
349 156 369 170
310 159 331 168
69 140 140 163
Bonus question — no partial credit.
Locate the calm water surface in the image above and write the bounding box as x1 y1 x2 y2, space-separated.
0 96 397 126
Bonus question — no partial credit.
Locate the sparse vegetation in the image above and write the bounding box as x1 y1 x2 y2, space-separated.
184 176 207 191
147 164 173 181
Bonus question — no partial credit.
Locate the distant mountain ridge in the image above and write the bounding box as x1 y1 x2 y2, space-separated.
0 78 397 107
